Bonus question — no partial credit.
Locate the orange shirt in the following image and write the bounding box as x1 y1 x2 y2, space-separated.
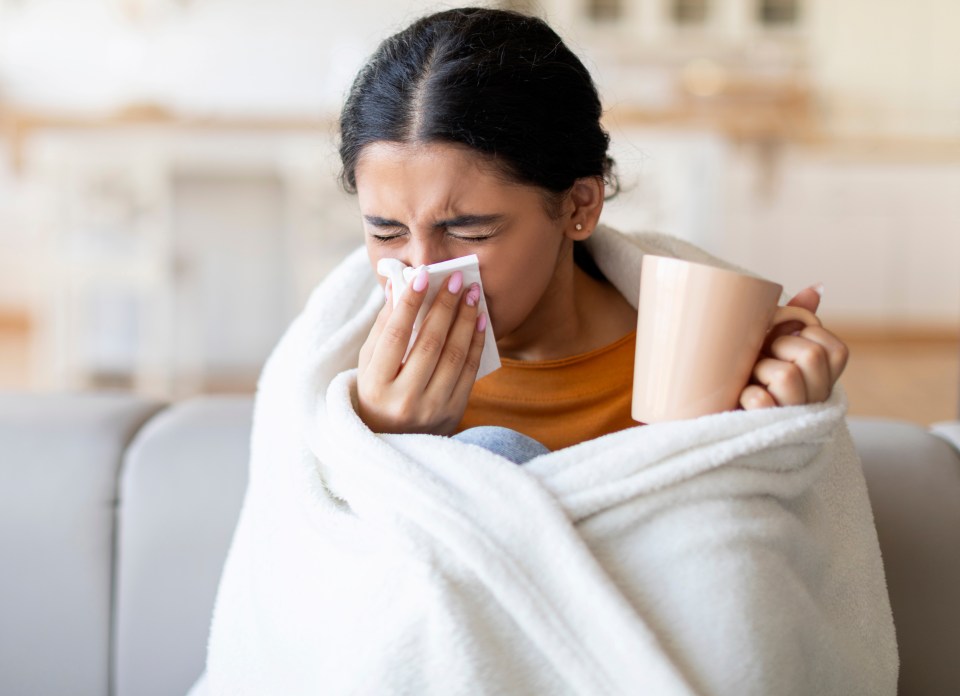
457 331 641 451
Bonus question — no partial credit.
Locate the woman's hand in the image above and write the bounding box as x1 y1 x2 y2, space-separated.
740 285 850 410
357 268 487 435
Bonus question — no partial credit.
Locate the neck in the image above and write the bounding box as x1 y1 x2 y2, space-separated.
496 248 637 362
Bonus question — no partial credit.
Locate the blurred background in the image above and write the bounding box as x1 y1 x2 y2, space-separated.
0 0 957 423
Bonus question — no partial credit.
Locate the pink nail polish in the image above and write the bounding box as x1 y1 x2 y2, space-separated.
447 271 463 294
412 266 429 293
465 284 480 307
477 314 487 332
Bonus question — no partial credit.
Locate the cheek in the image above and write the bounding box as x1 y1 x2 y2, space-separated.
477 236 561 331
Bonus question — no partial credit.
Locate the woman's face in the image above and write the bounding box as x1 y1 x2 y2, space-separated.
354 141 573 350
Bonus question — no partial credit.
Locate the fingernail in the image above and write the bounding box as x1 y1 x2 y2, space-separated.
447 271 463 294
384 279 392 303
411 266 429 293
476 313 487 332
813 283 825 297
465 284 480 307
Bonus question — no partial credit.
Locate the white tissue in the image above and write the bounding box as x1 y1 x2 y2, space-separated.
376 254 500 380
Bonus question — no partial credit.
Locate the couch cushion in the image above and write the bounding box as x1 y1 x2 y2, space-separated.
849 417 960 696
113 395 252 696
0 391 163 696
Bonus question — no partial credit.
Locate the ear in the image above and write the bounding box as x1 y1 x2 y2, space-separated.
563 176 605 241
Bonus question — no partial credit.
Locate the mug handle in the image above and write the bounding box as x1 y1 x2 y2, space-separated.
769 305 822 336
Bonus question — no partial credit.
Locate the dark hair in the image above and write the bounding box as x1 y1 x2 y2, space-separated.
337 7 618 202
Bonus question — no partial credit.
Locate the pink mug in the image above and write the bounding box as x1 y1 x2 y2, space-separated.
632 255 820 423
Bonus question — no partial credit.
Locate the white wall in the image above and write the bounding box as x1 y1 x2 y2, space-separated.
806 0 960 139
0 0 445 116
3 0 959 136
719 145 960 327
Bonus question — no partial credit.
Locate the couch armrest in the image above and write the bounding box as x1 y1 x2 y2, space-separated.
849 417 960 696
931 421 960 455
113 396 252 696
0 392 163 696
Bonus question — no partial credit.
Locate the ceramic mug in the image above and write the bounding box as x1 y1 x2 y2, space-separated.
632 255 820 423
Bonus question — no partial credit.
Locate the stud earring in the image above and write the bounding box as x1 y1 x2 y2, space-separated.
575 223 583 231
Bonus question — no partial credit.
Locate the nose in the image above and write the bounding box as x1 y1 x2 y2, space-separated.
404 234 447 269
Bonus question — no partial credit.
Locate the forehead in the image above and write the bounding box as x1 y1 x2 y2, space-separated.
354 141 518 210
355 141 493 177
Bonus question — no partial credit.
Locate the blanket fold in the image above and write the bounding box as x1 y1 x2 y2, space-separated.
194 227 897 696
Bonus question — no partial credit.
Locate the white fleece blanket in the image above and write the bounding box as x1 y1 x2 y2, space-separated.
191 227 897 696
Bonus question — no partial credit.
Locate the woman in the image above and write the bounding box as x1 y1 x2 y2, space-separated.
195 9 895 695
341 7 848 457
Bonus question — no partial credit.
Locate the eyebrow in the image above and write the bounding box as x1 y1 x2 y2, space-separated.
363 214 504 229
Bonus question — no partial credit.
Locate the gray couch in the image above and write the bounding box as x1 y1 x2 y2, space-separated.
1 391 958 696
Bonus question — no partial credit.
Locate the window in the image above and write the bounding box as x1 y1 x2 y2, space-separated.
586 0 623 23
758 0 800 26
673 0 709 26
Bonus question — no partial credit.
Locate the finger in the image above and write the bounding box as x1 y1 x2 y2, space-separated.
766 334 832 403
740 384 777 411
766 324 849 382
424 282 481 400
447 311 488 410
751 357 808 407
794 325 850 383
773 285 823 340
366 266 430 383
398 271 467 390
786 285 822 313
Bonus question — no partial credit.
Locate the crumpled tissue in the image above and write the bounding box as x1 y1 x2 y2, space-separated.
376 254 501 380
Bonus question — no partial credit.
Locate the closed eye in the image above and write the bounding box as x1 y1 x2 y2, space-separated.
362 213 504 242
367 230 406 244
363 216 407 242
446 229 496 242
442 214 504 241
